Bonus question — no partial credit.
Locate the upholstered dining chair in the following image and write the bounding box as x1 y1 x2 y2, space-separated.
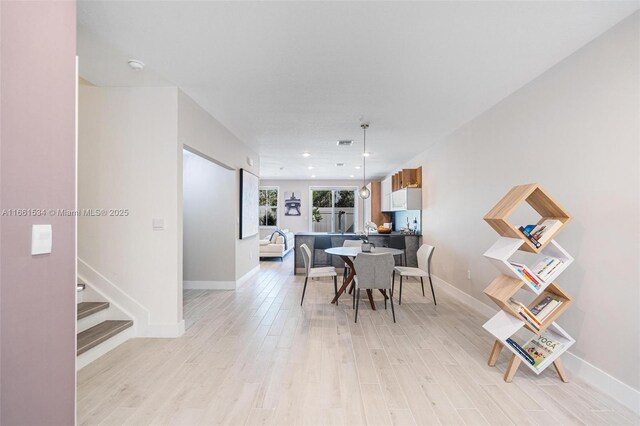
300 243 338 306
353 252 396 323
392 244 436 306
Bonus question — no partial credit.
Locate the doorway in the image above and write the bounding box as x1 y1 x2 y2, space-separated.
182 148 235 298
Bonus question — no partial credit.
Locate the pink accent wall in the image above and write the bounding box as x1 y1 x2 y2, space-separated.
0 1 77 424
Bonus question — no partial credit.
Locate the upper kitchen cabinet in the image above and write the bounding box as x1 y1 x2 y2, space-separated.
391 188 422 211
381 167 422 211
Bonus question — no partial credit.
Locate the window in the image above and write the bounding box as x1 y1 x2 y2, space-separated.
310 188 357 233
259 187 278 227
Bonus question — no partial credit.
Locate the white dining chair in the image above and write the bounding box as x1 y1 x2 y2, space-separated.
353 252 396 323
300 243 338 306
392 244 436 305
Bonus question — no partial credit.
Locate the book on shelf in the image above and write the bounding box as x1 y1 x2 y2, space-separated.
508 298 541 330
532 219 563 246
530 295 564 322
510 262 541 290
518 224 541 248
531 257 564 282
518 219 563 248
506 338 535 365
521 332 565 368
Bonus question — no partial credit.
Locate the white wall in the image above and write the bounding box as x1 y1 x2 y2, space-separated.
79 87 183 333
397 13 639 402
79 87 261 335
259 179 364 236
177 92 260 281
183 150 235 285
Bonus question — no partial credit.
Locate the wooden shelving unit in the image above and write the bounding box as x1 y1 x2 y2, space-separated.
484 183 571 253
482 183 575 383
391 166 422 191
483 237 574 294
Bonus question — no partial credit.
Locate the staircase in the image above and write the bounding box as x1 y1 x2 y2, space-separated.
76 280 133 369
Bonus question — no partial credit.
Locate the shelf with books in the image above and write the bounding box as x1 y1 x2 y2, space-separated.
483 310 575 376
484 237 574 294
484 184 571 254
483 183 574 383
484 277 573 335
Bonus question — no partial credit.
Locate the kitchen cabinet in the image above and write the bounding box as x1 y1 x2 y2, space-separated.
369 181 390 225
390 188 422 211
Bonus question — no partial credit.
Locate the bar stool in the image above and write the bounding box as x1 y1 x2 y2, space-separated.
388 235 407 266
313 236 333 267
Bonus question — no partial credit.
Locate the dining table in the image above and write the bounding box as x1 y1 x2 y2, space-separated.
325 246 403 310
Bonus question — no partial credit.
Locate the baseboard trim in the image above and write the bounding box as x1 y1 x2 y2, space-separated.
431 275 495 318
144 320 185 338
184 280 236 290
237 264 260 288
562 350 640 415
431 274 640 415
183 264 260 291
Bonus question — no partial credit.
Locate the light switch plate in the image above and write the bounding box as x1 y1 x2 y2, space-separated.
32 224 52 255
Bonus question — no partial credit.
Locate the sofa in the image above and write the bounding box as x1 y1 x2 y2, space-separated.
259 229 295 260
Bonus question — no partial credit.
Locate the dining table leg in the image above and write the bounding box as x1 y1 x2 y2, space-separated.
332 256 355 304
366 290 376 309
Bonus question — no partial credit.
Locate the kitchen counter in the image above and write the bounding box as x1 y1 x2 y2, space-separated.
293 232 421 275
294 231 421 237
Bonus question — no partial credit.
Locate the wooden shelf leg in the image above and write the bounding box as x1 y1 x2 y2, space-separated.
503 354 521 382
488 340 504 367
553 358 569 383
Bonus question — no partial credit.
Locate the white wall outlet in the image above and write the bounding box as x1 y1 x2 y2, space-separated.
152 218 165 231
467 270 471 280
32 224 52 255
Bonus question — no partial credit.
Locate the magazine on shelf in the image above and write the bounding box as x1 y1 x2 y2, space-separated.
521 332 565 368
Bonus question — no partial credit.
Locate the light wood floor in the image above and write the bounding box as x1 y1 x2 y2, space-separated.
78 256 639 425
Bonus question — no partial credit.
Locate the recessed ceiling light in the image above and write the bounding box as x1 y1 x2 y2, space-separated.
337 140 353 146
350 174 355 178
336 163 344 167
302 152 311 157
355 165 361 169
307 166 313 170
311 174 316 178
362 152 371 157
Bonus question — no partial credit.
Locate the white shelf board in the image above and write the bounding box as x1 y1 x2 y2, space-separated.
483 310 575 375
483 310 524 341
484 237 574 295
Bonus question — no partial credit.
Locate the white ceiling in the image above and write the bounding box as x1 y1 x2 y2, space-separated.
77 1 639 180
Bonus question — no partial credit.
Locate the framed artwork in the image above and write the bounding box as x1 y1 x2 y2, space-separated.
239 168 259 239
284 191 302 216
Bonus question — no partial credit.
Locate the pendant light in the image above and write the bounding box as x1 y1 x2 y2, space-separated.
358 123 371 199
